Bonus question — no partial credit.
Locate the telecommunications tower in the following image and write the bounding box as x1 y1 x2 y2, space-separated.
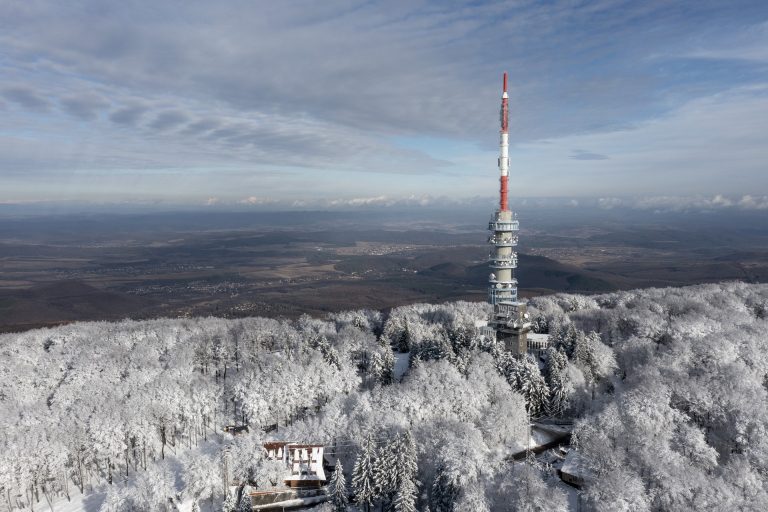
485 72 531 355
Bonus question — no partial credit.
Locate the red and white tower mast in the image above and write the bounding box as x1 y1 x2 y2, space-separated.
486 72 531 355
499 71 510 211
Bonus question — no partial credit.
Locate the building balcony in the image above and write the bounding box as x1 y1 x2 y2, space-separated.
488 220 519 232
488 255 518 269
487 278 518 287
488 235 518 246
488 286 518 305
493 302 521 317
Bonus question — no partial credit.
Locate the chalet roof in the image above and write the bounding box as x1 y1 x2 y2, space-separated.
263 441 324 450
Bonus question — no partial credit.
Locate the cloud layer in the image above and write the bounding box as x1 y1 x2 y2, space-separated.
0 1 766 203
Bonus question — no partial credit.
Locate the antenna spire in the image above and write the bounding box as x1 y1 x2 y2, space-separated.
499 72 509 211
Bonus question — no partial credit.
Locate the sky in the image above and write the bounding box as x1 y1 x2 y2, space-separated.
1 0 767 208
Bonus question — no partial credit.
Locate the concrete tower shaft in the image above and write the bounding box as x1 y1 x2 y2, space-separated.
489 72 517 305
488 212 518 304
485 72 531 355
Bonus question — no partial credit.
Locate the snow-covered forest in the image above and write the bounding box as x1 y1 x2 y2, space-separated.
2 281 768 511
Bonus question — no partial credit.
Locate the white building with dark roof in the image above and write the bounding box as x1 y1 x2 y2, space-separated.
263 442 326 488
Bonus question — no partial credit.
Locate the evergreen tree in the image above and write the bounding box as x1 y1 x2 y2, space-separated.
574 331 611 384
373 435 398 502
500 354 550 417
378 346 395 385
328 461 349 511
430 466 459 512
238 491 252 512
392 476 417 512
552 323 582 357
544 346 567 386
532 313 549 334
352 432 377 512
547 379 568 417
496 351 522 384
369 352 384 387
370 346 395 386
378 431 420 512
449 348 471 377
321 343 341 370
545 347 569 417
398 318 411 352
191 500 201 512
394 431 418 485
221 493 236 512
520 357 550 417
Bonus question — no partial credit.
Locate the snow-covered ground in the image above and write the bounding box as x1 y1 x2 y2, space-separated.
563 482 581 511
530 427 559 449
22 482 198 512
18 486 105 512
393 351 409 381
529 423 571 450
252 495 327 510
501 424 571 461
24 441 223 512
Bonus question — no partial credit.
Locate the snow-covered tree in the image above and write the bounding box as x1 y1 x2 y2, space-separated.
454 486 490 512
237 490 252 512
183 452 221 511
327 460 348 511
131 463 176 512
251 456 286 489
392 475 417 512
573 331 616 385
100 485 128 512
544 347 569 417
222 492 236 512
352 432 377 512
492 463 569 511
370 344 395 386
396 431 418 483
373 435 397 500
430 466 459 512
4 283 768 511
500 355 550 417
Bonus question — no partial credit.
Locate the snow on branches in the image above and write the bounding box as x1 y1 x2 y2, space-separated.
2 282 768 510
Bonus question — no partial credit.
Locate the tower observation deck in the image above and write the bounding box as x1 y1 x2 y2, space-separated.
485 72 531 355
